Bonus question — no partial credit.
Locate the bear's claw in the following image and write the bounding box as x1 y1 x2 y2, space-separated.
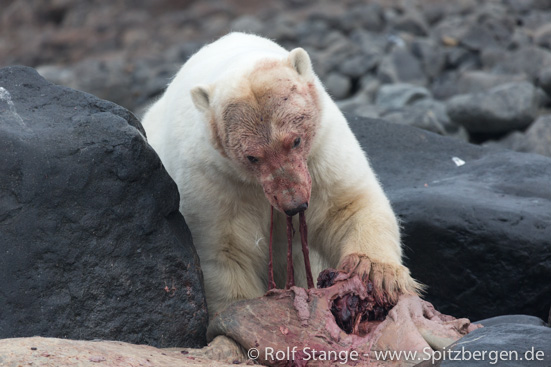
339 253 424 305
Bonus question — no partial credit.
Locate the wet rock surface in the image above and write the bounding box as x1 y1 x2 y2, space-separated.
0 66 207 348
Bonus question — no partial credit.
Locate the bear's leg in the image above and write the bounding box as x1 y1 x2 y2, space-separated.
202 235 268 318
315 188 423 303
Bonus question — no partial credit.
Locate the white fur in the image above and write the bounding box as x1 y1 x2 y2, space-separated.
142 33 419 318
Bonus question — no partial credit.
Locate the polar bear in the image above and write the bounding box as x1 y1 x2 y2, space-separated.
142 32 422 318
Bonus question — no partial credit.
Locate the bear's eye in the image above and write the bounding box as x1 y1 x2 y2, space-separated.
247 155 259 164
293 137 301 148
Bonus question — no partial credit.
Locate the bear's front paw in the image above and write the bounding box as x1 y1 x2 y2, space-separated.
338 253 423 304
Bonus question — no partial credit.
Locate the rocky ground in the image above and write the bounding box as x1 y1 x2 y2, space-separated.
1 0 551 155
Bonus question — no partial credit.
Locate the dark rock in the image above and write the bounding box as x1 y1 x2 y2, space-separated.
483 131 529 153
431 71 461 100
458 5 515 51
348 115 551 322
267 14 298 44
38 55 182 112
510 27 533 50
519 9 551 32
381 106 446 135
487 115 551 158
411 38 446 81
520 115 551 157
476 315 548 327
437 324 551 366
375 83 431 110
446 82 538 134
493 46 551 81
296 18 331 50
0 66 207 347
323 72 350 100
393 12 430 37
432 16 470 45
432 70 529 100
339 53 377 78
377 47 427 86
339 3 385 33
454 71 529 95
444 46 479 71
412 99 468 139
358 74 382 103
350 104 383 119
230 15 264 34
418 0 477 26
480 48 510 70
538 68 551 97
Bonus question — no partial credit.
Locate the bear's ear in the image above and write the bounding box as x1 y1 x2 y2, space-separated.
190 85 211 112
288 48 313 79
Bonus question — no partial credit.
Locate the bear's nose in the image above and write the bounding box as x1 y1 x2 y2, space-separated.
284 202 308 217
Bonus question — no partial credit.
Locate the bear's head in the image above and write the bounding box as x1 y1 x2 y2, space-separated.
190 48 320 216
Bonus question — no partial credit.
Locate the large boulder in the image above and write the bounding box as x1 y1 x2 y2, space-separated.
0 66 207 347
348 115 551 322
446 82 538 134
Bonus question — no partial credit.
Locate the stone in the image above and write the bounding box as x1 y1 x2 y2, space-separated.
229 15 264 34
458 7 515 51
455 71 529 95
437 323 551 366
487 115 551 158
347 115 551 322
446 82 538 134
393 12 430 37
338 53 377 78
411 38 446 81
339 3 385 33
0 66 207 347
535 23 551 50
432 16 470 45
37 55 182 112
476 315 548 327
432 71 529 101
538 68 551 97
375 83 431 110
443 46 478 71
381 106 446 135
431 71 461 100
523 115 551 157
377 47 427 86
493 46 551 81
351 104 384 119
323 71 350 100
412 99 468 139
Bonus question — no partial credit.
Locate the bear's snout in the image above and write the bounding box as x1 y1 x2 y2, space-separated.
284 202 308 216
259 159 311 216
